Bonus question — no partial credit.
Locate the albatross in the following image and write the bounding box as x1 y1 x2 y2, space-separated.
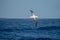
30 10 38 27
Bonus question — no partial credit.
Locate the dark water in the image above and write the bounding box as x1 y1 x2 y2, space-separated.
0 19 60 40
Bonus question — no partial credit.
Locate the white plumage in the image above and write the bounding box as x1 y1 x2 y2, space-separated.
30 10 38 26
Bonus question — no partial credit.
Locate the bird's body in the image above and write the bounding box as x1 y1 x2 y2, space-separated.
30 10 38 27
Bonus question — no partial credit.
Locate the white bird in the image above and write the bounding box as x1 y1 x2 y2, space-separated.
30 10 38 27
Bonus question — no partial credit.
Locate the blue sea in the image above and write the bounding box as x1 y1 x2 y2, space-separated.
0 19 60 40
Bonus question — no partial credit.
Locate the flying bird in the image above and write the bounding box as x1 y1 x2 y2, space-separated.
30 10 38 27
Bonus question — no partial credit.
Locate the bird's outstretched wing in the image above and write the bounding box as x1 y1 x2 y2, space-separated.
30 10 38 27
34 18 38 27
30 10 34 13
30 10 35 16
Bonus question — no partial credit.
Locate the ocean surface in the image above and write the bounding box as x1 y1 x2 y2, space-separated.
0 19 60 40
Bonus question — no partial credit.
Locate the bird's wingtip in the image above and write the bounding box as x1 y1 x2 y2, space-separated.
30 10 34 13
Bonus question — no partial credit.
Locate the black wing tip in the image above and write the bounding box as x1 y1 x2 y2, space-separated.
30 10 33 13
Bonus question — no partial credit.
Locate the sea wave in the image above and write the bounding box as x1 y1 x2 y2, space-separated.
0 36 59 40
0 26 60 32
37 26 60 30
0 19 60 40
